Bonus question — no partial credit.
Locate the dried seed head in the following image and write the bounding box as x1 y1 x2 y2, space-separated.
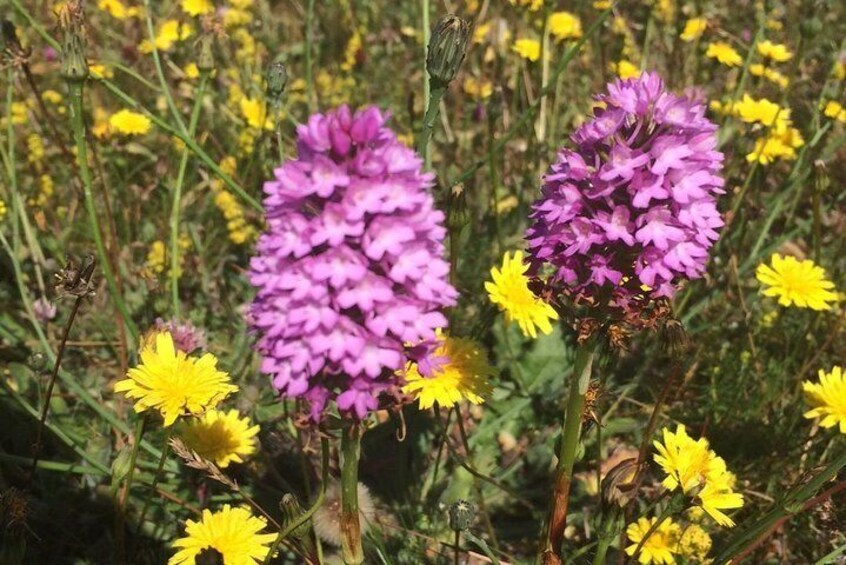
2 20 31 64
426 14 470 86
448 499 475 532
54 255 97 299
58 0 88 81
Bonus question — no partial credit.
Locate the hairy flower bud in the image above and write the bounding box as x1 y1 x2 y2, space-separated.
196 34 215 73
59 1 88 81
266 59 288 101
426 14 470 86
448 499 475 531
280 493 312 541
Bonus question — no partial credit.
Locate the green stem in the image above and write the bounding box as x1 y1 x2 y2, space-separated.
134 429 174 536
340 424 364 565
421 0 431 163
169 72 210 318
714 449 846 562
538 340 598 563
305 0 316 111
67 80 139 340
142 0 187 132
418 84 446 169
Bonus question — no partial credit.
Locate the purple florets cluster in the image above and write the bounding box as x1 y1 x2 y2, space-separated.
248 105 457 420
526 72 725 301
154 317 207 354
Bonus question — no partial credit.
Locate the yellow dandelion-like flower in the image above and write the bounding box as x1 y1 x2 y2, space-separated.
548 11 582 41
756 40 792 62
803 366 846 433
179 409 259 468
140 19 194 53
402 333 496 410
823 101 846 123
485 251 559 339
512 38 541 62
680 17 707 42
625 516 681 565
732 94 789 128
240 97 272 130
706 42 742 67
109 109 151 135
508 0 543 11
593 0 612 9
169 505 276 565
677 523 712 561
98 0 140 19
181 0 213 16
89 63 114 79
756 253 838 311
462 76 493 100
612 59 641 79
114 332 237 426
653 425 744 527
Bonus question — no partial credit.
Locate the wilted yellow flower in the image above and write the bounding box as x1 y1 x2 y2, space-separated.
512 38 541 62
402 333 496 410
115 332 237 427
680 17 707 42
625 517 680 564
706 42 742 66
179 409 259 468
612 59 641 79
109 109 152 135
169 505 275 565
181 0 213 16
756 254 838 310
486 251 559 339
803 366 846 433
548 11 582 41
140 19 194 53
756 40 792 62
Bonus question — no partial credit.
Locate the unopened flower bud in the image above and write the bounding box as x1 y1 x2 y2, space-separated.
448 499 475 531
280 493 312 540
266 59 288 101
111 446 133 483
196 34 215 74
59 1 89 81
600 458 639 508
426 14 470 86
800 17 822 39
445 184 469 235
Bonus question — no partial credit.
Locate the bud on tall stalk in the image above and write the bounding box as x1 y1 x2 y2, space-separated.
417 14 469 166
59 1 88 82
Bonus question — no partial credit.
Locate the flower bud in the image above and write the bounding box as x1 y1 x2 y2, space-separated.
600 458 639 508
196 34 215 74
448 499 475 532
59 1 89 81
111 446 133 483
444 184 469 236
426 14 470 86
800 17 822 39
280 493 312 541
266 59 288 101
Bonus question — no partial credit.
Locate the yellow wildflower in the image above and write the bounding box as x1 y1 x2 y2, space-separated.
823 101 846 122
706 42 743 67
169 505 275 565
115 332 237 427
181 0 213 16
472 22 490 44
402 333 496 410
625 517 680 564
140 20 194 53
89 63 114 79
98 0 139 19
109 109 152 135
733 94 788 128
462 76 493 100
612 59 641 79
342 30 363 72
548 11 582 41
239 97 271 130
184 63 200 79
757 40 792 62
803 366 846 433
178 409 259 468
512 38 541 62
0 199 6 222
508 0 543 11
680 17 707 42
486 251 559 339
677 523 712 561
756 253 838 310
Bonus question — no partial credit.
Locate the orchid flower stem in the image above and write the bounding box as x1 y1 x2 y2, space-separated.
340 424 364 564
538 339 598 564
